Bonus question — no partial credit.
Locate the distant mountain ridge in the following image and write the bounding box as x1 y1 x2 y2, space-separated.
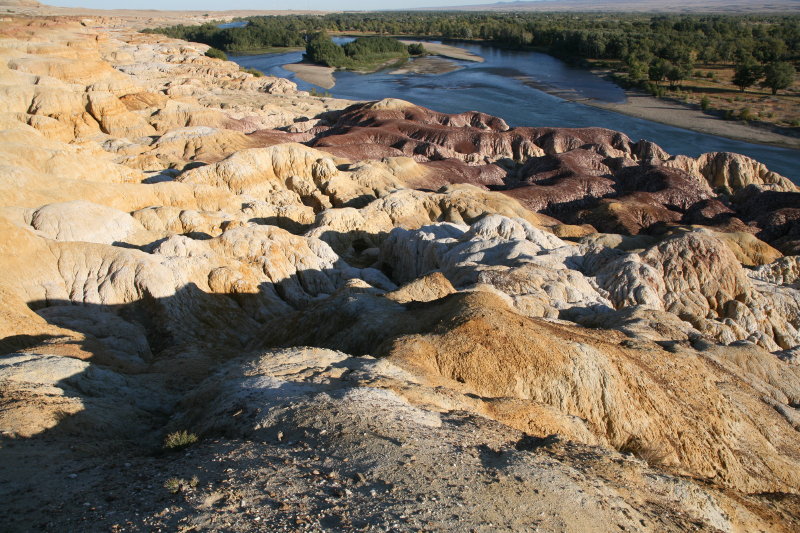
421 0 800 13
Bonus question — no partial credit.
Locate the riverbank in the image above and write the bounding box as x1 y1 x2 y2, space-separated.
586 90 800 151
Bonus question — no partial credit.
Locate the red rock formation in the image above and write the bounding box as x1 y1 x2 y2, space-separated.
308 100 797 242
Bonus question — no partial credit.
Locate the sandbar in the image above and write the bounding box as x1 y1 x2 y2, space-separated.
282 62 335 90
399 40 484 63
390 56 462 75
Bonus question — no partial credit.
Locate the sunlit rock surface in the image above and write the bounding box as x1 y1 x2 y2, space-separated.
0 17 798 532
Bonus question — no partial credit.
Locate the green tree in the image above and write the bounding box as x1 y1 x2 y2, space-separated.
761 61 795 95
732 61 761 92
626 60 648 83
648 59 670 84
666 61 692 88
305 32 348 67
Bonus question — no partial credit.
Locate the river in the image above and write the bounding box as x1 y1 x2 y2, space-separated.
230 40 799 181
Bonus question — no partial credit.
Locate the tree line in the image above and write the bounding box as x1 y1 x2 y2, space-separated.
142 17 310 51
144 12 798 91
146 13 798 60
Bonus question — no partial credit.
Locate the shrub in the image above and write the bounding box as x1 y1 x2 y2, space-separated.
738 107 755 121
205 47 227 60
407 43 426 56
164 477 182 493
700 95 710 110
163 430 198 451
239 66 263 77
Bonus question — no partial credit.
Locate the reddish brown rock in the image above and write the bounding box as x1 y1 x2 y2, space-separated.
308 101 796 244
574 196 683 235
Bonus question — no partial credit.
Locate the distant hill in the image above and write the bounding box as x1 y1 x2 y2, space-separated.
0 0 42 6
421 0 800 13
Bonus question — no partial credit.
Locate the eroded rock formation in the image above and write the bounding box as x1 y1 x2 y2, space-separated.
0 16 798 532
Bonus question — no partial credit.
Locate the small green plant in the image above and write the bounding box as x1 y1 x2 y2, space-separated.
164 477 182 493
705 71 715 79
163 430 198 451
700 95 710 111
164 475 199 494
239 66 263 77
205 47 227 61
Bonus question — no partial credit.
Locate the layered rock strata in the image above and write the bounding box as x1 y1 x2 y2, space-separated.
0 17 798 532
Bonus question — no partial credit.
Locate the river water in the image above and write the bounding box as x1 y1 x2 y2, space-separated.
218 21 248 29
230 40 799 181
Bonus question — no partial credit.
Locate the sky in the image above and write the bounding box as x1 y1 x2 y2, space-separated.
45 0 508 11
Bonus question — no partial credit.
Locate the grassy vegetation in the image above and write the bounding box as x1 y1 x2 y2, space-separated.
163 430 198 451
239 66 264 77
163 475 199 494
308 88 332 97
601 58 799 128
204 47 227 60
